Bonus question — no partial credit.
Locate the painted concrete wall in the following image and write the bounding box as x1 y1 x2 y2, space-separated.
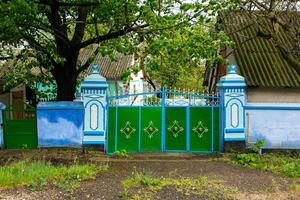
248 88 300 103
37 102 84 147
0 103 6 148
245 104 300 149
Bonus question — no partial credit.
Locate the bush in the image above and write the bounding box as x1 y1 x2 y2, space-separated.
231 153 300 178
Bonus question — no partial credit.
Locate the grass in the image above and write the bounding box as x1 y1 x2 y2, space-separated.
229 153 300 178
119 170 237 200
0 159 108 191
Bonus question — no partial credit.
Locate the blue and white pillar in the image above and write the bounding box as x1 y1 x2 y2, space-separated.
217 65 247 142
0 102 6 148
81 64 108 145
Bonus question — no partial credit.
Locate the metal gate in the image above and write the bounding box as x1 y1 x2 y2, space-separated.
106 88 219 154
2 107 37 149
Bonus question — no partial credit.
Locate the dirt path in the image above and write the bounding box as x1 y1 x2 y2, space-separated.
0 150 299 200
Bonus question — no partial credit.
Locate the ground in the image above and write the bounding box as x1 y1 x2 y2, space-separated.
0 149 299 200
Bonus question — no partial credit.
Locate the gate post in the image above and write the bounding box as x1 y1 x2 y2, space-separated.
81 64 108 145
217 65 247 151
0 102 6 149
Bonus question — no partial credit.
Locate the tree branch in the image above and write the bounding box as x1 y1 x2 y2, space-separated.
71 7 89 45
79 24 149 48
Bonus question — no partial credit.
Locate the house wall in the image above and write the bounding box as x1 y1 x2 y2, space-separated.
245 104 300 149
247 88 300 103
245 89 300 149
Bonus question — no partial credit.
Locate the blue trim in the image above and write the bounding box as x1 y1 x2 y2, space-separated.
161 87 166 152
224 138 245 141
37 102 84 110
84 131 104 136
82 81 108 84
186 106 190 152
225 128 245 133
164 150 217 153
115 106 118 152
244 104 300 110
83 141 105 145
211 106 214 152
138 106 141 153
109 105 219 108
219 97 224 152
105 103 109 153
81 87 107 90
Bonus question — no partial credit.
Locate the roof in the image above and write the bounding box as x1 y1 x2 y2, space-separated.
79 45 134 81
222 11 300 88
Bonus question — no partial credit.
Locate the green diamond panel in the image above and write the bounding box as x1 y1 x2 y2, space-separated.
189 107 219 152
107 107 116 154
117 107 139 152
141 107 162 152
213 108 220 151
165 107 186 151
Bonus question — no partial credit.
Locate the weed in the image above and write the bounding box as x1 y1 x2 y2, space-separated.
120 171 236 200
287 181 298 192
271 178 279 192
231 153 300 178
250 139 265 154
118 188 130 198
114 149 129 158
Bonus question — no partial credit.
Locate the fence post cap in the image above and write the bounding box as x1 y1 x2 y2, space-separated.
217 64 246 88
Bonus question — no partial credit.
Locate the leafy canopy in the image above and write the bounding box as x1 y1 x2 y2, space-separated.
0 0 236 99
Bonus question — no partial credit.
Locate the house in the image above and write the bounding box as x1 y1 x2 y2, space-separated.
0 47 138 106
204 11 300 103
79 45 136 97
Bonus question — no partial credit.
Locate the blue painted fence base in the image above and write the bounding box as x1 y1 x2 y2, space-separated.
37 102 84 148
0 103 6 149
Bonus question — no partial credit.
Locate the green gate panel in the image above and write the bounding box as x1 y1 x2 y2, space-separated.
117 107 139 152
213 108 220 151
140 107 162 152
165 107 186 151
189 107 219 152
3 110 37 149
107 107 116 154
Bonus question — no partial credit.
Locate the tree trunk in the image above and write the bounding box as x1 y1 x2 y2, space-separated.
53 62 78 101
56 78 77 101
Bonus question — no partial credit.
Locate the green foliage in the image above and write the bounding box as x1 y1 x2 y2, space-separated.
232 153 300 178
0 159 107 191
234 153 257 166
251 139 265 153
114 149 129 158
0 0 237 100
137 21 233 89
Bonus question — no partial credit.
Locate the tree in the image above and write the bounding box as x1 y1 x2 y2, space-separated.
0 0 236 100
135 23 232 90
226 0 300 74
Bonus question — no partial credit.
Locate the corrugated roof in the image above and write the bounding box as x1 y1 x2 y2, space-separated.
223 11 300 87
79 45 134 80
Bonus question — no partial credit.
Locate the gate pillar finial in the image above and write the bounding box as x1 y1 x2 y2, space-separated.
80 64 108 145
217 64 247 144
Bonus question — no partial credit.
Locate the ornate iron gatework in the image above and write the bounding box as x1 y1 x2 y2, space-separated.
106 87 220 154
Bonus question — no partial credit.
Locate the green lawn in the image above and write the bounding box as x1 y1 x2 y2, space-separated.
0 159 108 191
